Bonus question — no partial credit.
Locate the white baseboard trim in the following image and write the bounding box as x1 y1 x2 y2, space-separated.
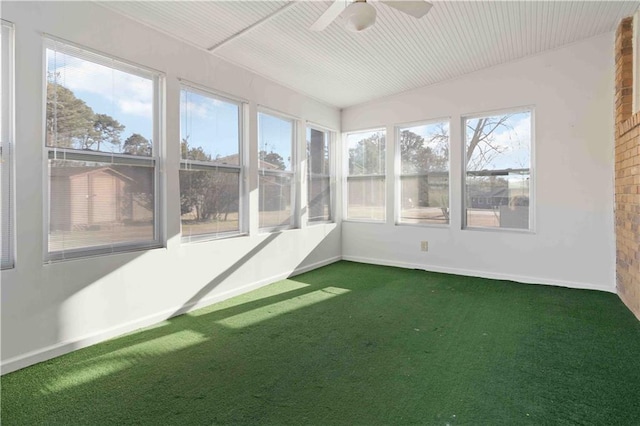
341 255 616 294
288 256 341 277
171 256 342 317
1 256 341 375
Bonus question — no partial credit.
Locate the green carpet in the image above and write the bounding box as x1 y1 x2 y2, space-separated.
2 261 640 425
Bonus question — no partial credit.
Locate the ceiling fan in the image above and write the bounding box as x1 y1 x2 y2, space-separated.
310 0 433 32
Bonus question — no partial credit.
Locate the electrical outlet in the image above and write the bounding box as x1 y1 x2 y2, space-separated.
420 241 428 252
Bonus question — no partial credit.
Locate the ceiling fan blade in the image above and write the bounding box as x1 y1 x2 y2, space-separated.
310 0 348 31
379 0 432 19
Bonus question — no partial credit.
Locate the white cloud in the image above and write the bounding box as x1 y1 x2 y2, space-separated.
466 113 532 170
496 115 531 143
182 95 227 120
120 99 152 117
50 54 153 118
489 114 532 169
183 99 210 120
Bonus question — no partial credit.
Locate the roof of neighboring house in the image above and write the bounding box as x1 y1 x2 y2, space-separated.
468 186 509 198
51 166 135 182
214 153 284 170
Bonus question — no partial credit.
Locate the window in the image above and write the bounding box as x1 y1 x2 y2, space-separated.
258 111 295 230
1 21 14 269
397 121 449 225
180 85 243 241
45 39 162 260
307 126 331 223
346 129 386 221
463 109 533 230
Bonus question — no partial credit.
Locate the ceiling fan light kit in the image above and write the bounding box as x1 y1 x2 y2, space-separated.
343 2 377 32
310 0 433 33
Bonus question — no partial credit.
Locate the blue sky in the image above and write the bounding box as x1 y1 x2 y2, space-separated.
258 112 293 170
181 89 239 161
46 49 153 151
346 129 385 149
400 121 449 149
465 111 531 172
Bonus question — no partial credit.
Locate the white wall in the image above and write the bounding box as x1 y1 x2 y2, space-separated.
341 33 616 292
0 2 341 373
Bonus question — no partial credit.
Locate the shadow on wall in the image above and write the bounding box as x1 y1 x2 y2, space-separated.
170 222 342 319
168 203 340 322
169 232 282 318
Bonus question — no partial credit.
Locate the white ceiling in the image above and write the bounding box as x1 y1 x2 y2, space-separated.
99 1 640 109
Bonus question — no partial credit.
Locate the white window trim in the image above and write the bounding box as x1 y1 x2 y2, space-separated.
1 20 15 270
343 127 387 223
394 117 451 228
306 123 335 225
43 34 162 80
43 37 165 262
634 11 640 113
461 105 535 233
178 81 247 243
257 108 297 233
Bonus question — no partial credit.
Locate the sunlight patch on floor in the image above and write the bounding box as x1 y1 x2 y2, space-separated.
43 330 207 394
217 287 350 328
187 279 310 317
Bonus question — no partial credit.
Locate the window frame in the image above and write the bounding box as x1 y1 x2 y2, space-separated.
257 108 297 233
306 123 334 225
43 36 164 262
394 117 451 228
461 106 535 233
344 127 387 223
179 81 246 243
634 10 640 113
1 20 15 269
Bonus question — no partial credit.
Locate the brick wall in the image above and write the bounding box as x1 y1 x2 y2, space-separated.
615 17 640 320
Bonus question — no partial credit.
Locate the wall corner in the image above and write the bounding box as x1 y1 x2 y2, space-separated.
615 16 640 320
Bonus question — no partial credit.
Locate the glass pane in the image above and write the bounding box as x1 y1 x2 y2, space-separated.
347 176 385 221
46 47 154 156
307 127 330 175
307 127 330 222
258 112 293 172
1 23 13 268
259 174 292 229
464 111 531 229
465 172 530 229
400 175 449 224
347 130 385 176
48 159 155 253
399 122 449 225
347 129 385 221
180 168 240 239
180 89 240 165
309 177 330 223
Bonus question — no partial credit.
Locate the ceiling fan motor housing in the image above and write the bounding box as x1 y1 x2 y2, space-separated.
344 2 377 32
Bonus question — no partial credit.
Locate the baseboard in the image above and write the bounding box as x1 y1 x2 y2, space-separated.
171 256 342 316
288 256 341 277
1 256 341 375
341 255 616 293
